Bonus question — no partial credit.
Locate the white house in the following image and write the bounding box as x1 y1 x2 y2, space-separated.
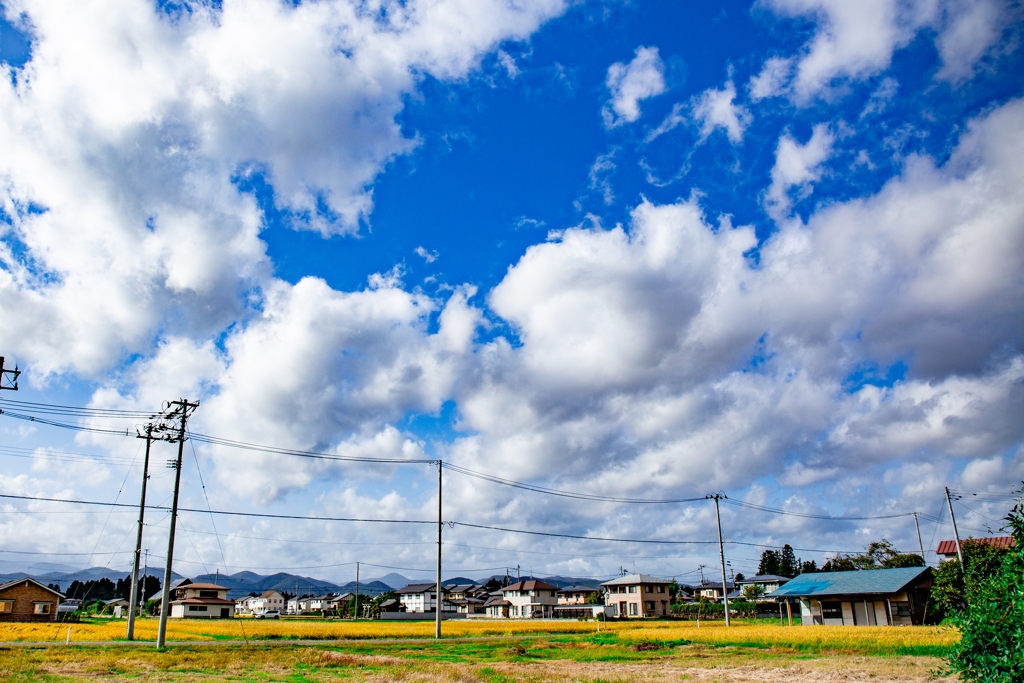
168 582 234 619
396 583 455 613
501 580 559 618
248 590 286 615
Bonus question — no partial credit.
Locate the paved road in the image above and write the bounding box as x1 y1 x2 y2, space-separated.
0 632 603 648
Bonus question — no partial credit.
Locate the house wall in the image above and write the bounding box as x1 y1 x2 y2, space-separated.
604 583 669 617
0 581 58 622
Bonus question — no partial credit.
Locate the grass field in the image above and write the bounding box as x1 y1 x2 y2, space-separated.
1 618 957 657
0 626 960 682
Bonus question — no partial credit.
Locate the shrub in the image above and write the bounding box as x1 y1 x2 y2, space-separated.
946 485 1024 683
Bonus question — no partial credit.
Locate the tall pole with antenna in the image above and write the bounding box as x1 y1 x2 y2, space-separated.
0 356 21 391
157 399 199 649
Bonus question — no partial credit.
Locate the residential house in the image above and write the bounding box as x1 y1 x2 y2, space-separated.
396 583 455 613
169 582 235 619
767 567 934 626
501 580 559 618
286 597 300 615
692 581 734 601
936 536 1014 560
379 598 403 613
305 594 335 612
553 585 602 619
249 590 286 615
447 584 486 614
483 592 510 618
234 596 252 615
0 577 61 622
601 574 671 618
736 575 790 601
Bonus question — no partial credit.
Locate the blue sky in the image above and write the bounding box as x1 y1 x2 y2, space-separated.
1 0 1022 585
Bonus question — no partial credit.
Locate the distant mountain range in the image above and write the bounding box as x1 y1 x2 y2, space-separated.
0 566 614 598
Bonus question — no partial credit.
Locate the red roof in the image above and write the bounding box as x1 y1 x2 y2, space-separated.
182 583 229 590
171 598 235 605
937 536 1014 556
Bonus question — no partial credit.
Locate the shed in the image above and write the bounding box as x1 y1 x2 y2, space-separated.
767 567 932 626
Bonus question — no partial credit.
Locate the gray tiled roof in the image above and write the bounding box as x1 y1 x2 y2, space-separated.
767 567 929 598
600 574 668 586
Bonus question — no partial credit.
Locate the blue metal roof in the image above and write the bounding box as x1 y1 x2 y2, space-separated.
766 567 929 598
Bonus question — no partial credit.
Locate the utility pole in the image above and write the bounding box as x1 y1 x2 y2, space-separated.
127 423 157 640
156 398 199 649
0 356 20 391
355 562 360 620
913 512 925 563
944 487 964 571
435 460 442 640
708 494 731 627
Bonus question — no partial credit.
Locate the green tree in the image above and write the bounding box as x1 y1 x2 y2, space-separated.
780 545 798 577
757 550 781 576
799 560 818 574
930 537 1011 619
947 486 1024 682
585 590 601 605
742 584 766 601
667 579 679 599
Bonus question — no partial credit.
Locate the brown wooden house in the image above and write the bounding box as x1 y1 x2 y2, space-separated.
0 577 62 622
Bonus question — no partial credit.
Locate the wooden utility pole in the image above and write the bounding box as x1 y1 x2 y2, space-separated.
708 494 731 627
156 399 199 649
127 424 156 640
944 487 964 571
0 356 20 391
435 461 443 639
913 512 925 562
355 562 360 620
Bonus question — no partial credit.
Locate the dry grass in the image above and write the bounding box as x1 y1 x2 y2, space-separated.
0 640 957 682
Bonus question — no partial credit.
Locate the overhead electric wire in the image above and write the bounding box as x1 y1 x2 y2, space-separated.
441 462 708 504
0 492 434 525
0 491 863 554
721 498 915 521
0 397 160 418
188 432 435 465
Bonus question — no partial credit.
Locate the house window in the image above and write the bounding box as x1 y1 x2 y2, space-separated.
894 602 912 617
628 586 637 593
629 603 638 615
821 602 842 619
645 586 653 593
0 600 12 613
34 602 51 615
657 586 665 593
645 601 655 611
199 590 217 598
189 605 208 612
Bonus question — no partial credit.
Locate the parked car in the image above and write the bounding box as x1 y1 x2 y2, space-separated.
256 610 281 619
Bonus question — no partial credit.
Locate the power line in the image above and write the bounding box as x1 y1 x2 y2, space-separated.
441 462 708 504
0 397 159 418
721 498 915 521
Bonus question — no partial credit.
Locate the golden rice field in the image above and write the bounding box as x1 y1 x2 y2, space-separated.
0 618 958 655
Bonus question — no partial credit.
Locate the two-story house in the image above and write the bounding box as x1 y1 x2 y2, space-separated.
693 581 734 602
501 580 559 618
248 589 286 615
736 574 790 601
396 583 455 613
554 585 602 619
601 574 671 618
168 582 234 619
